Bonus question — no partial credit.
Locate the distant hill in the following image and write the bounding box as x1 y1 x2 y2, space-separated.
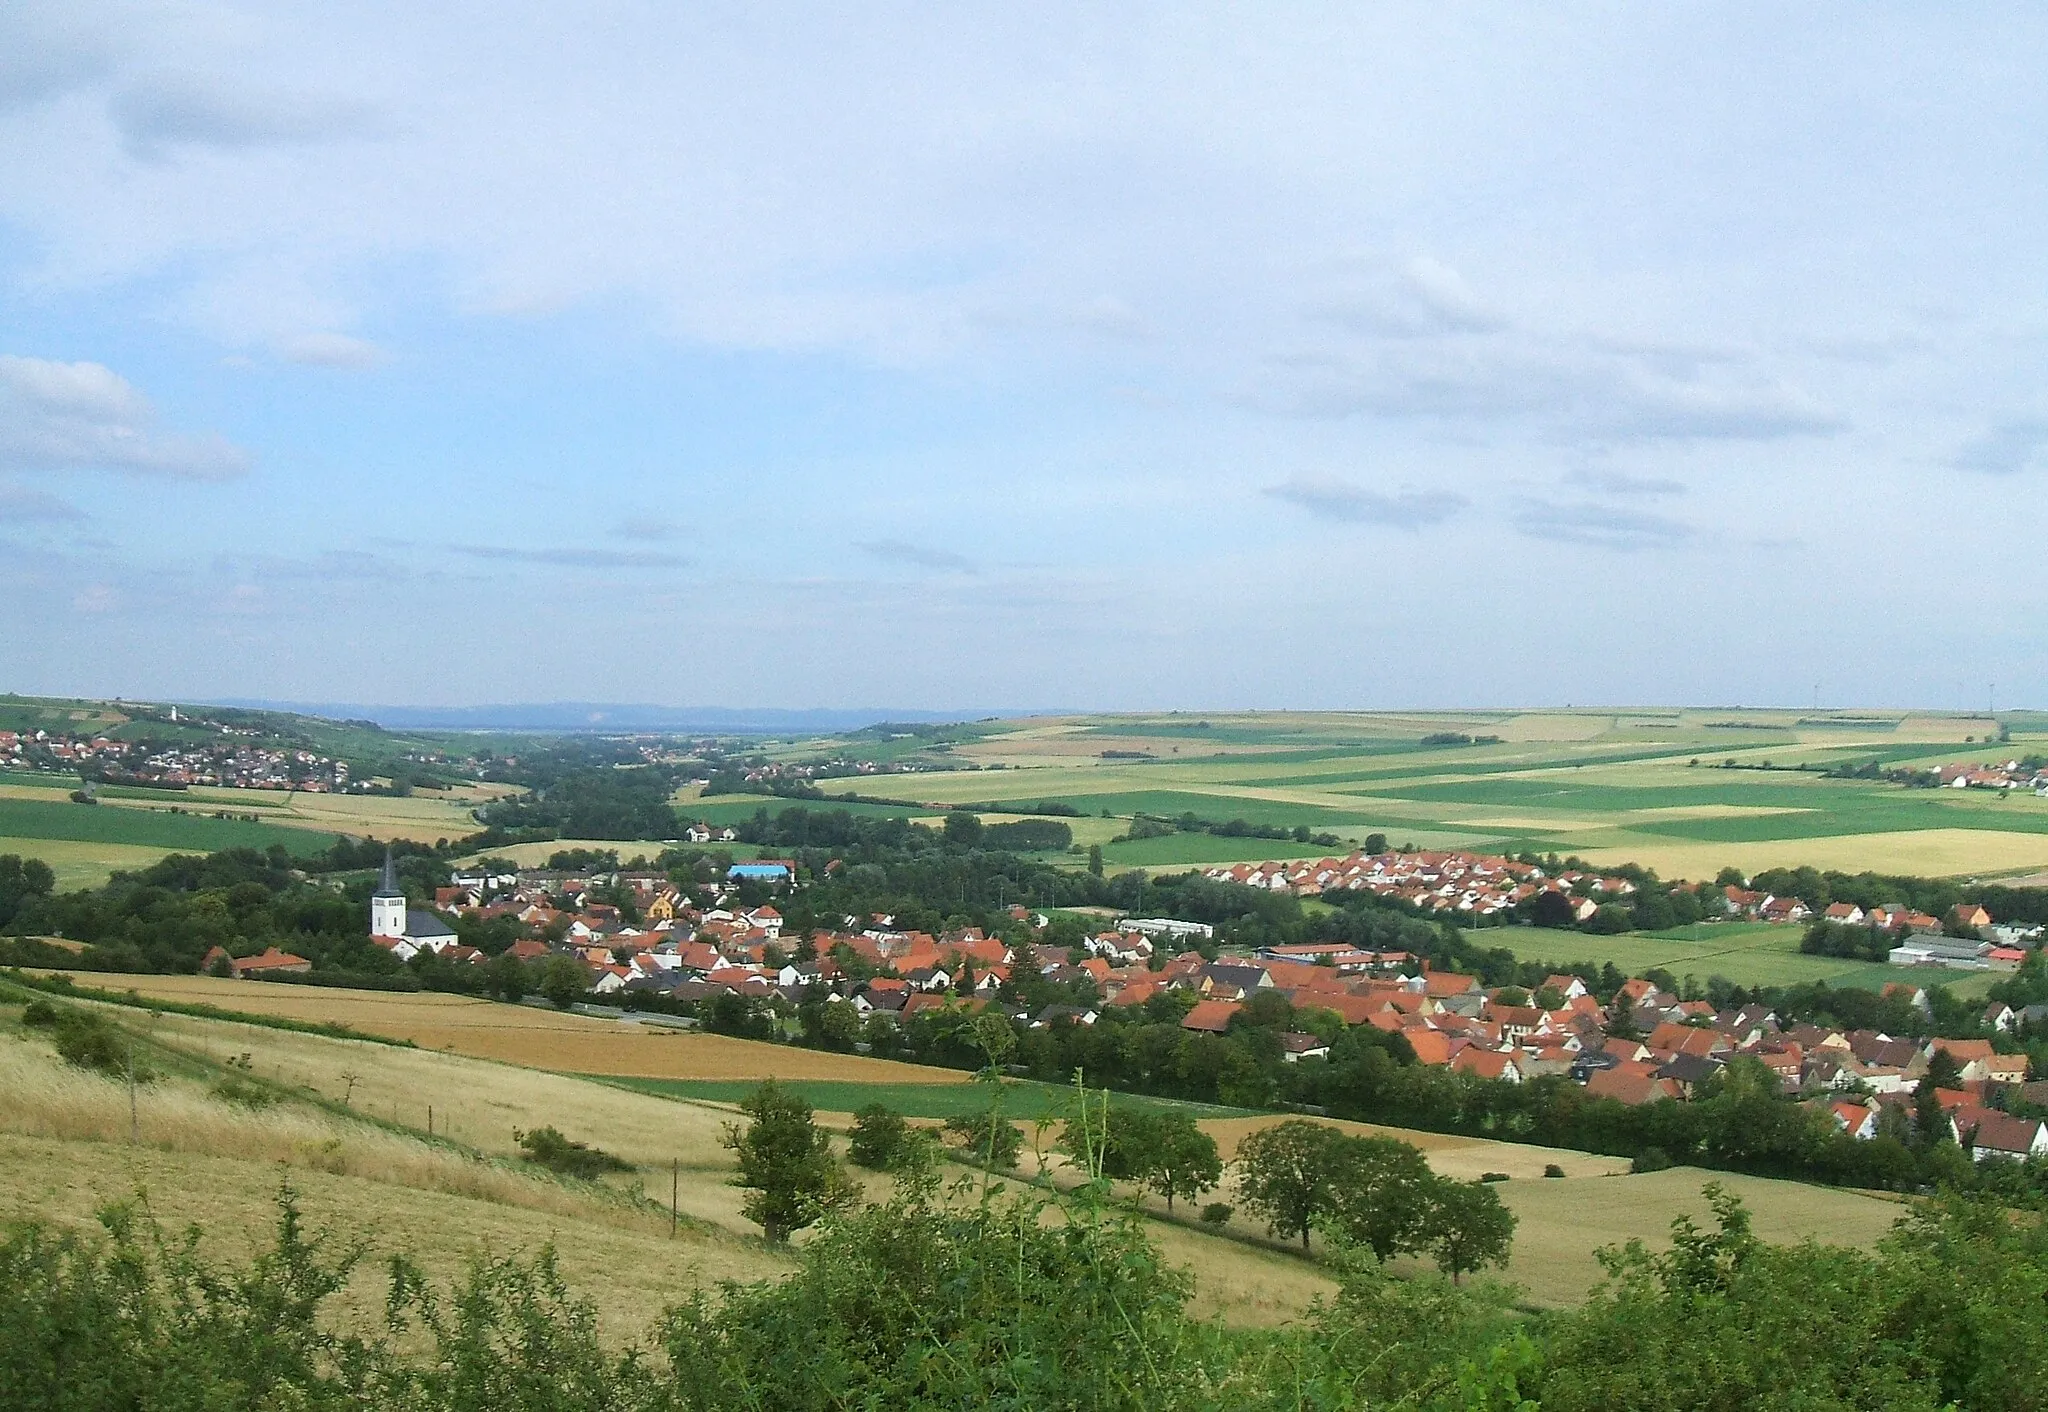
206 701 1069 734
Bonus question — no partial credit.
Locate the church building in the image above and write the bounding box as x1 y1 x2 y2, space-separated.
370 848 458 955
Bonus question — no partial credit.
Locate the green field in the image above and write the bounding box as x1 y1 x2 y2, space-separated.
883 710 2048 881
603 1076 1251 1121
1101 833 1336 867
0 797 337 857
1466 921 1997 995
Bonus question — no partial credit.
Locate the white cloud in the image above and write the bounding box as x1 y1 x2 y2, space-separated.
0 481 83 521
1264 478 1466 528
0 354 250 479
858 539 979 572
1514 499 1695 551
109 74 381 161
277 332 386 368
1954 421 2048 476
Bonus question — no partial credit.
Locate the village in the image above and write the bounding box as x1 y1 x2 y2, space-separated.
1 725 358 793
199 839 2048 1165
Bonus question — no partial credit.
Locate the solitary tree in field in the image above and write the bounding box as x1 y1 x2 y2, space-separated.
1235 1119 1350 1251
724 1080 853 1243
1421 1178 1517 1284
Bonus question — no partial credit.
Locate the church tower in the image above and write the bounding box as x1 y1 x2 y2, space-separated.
370 847 407 939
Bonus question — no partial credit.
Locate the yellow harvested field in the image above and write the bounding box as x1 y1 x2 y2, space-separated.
98 784 490 841
1199 1115 1631 1180
1479 1166 1905 1307
0 837 175 889
1590 828 2048 881
44 972 969 1084
0 1002 1333 1328
454 838 681 866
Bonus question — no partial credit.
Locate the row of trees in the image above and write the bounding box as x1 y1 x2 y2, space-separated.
1234 1119 1516 1281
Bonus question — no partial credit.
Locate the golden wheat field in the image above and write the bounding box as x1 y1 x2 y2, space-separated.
42 972 969 1083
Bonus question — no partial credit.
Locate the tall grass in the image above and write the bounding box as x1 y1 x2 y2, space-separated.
0 1034 664 1231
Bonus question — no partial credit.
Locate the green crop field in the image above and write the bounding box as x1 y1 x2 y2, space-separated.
1100 833 1337 867
874 709 2048 882
602 1076 1250 1121
1462 921 1999 995
0 797 337 857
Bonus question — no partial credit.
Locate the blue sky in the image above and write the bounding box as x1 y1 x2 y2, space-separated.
2 3 2044 712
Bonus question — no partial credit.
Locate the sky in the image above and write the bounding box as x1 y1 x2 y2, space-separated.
2 2 2045 714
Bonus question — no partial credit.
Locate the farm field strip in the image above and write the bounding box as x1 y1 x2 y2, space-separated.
609 1076 1250 1122
36 972 974 1084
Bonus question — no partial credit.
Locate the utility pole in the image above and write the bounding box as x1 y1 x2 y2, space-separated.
671 1159 679 1238
127 1042 138 1145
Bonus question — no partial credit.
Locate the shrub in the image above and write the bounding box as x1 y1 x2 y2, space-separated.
1633 1146 1674 1174
1544 1163 1566 1179
20 999 57 1028
211 1058 277 1108
515 1125 631 1179
1200 1202 1233 1226
51 1012 141 1079
1479 1172 1510 1183
944 1110 1022 1169
848 1103 909 1170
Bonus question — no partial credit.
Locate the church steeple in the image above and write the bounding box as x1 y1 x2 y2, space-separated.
370 845 407 939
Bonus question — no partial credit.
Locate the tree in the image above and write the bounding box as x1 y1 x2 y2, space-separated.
1235 1119 1349 1251
943 812 984 849
0 853 56 927
1087 844 1104 877
1364 833 1388 855
723 1080 853 1242
1420 1177 1517 1284
848 1103 910 1170
487 951 528 1002
539 954 588 1009
1326 1137 1437 1261
1139 1111 1221 1215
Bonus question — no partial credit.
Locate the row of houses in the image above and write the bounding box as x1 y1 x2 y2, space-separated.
1202 849 1640 920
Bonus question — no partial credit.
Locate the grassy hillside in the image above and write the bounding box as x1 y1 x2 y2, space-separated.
4 971 1917 1324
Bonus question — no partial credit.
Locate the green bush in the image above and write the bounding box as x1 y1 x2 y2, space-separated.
515 1125 631 1179
1199 1202 1233 1225
943 1109 1022 1169
50 1012 142 1079
1544 1163 1567 1178
19 998 57 1028
1479 1171 1510 1183
847 1103 909 1170
1632 1146 1674 1174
